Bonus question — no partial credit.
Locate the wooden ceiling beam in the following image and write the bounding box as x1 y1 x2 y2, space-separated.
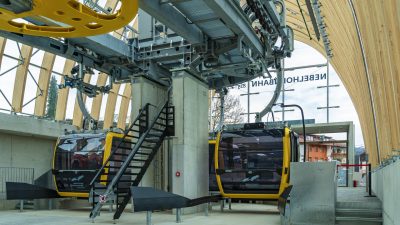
117 84 132 129
55 59 75 121
33 52 56 117
11 45 33 113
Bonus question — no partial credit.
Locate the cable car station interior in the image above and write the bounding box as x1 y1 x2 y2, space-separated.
0 0 399 225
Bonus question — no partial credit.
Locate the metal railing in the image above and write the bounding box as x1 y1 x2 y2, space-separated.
0 167 34 200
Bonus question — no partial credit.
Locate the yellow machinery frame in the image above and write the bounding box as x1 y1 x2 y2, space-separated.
53 131 123 198
0 0 138 38
214 127 291 200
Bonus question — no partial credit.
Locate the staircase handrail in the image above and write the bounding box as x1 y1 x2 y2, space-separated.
103 100 170 191
89 103 151 187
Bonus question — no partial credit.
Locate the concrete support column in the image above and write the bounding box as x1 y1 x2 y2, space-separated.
347 123 355 187
131 76 168 187
171 70 209 214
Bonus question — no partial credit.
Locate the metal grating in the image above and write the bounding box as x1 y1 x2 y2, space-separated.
173 0 235 38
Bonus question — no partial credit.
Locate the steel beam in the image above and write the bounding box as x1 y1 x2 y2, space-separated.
305 0 321 40
139 0 204 45
0 31 135 79
203 0 264 56
68 34 131 59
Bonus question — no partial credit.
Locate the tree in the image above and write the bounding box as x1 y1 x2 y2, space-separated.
45 76 58 119
210 93 245 131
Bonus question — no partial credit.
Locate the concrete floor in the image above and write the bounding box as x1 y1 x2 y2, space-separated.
0 203 280 225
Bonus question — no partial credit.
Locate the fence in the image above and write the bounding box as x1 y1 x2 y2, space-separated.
0 167 34 200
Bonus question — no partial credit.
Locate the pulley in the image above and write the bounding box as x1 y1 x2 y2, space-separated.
0 0 138 38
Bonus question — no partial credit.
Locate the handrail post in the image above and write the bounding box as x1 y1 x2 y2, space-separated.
368 163 372 196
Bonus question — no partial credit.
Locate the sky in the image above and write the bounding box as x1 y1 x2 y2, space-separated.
0 39 364 147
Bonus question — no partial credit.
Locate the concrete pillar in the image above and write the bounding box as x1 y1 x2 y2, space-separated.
171 70 209 214
347 122 355 187
131 76 168 187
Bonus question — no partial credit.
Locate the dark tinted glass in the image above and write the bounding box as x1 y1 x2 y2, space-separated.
209 142 218 191
55 136 105 170
218 129 284 194
54 134 106 193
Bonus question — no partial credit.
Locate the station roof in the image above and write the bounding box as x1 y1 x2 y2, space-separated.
0 0 399 166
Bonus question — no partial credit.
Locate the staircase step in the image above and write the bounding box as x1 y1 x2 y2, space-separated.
125 134 139 138
108 159 126 163
113 153 130 157
121 140 137 145
151 127 165 132
336 208 382 218
128 165 146 168
135 152 151 156
104 164 144 169
154 122 166 127
132 158 147 162
104 172 139 176
114 145 133 150
335 216 382 225
98 180 133 183
104 165 122 169
139 145 154 149
336 201 382 210
147 133 162 138
144 139 160 143
128 129 141 133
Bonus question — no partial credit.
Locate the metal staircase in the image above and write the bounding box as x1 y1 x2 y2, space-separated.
89 100 174 221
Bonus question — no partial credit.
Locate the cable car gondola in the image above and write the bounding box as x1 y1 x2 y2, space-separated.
213 123 299 200
52 131 125 198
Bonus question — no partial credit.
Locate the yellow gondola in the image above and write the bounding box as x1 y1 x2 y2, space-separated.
213 123 299 200
52 131 124 198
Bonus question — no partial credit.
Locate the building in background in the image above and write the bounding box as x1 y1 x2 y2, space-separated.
299 134 347 163
332 144 347 163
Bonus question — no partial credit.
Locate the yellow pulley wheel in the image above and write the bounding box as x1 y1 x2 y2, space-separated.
0 0 138 38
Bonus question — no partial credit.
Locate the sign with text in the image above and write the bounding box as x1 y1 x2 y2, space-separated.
230 73 327 89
